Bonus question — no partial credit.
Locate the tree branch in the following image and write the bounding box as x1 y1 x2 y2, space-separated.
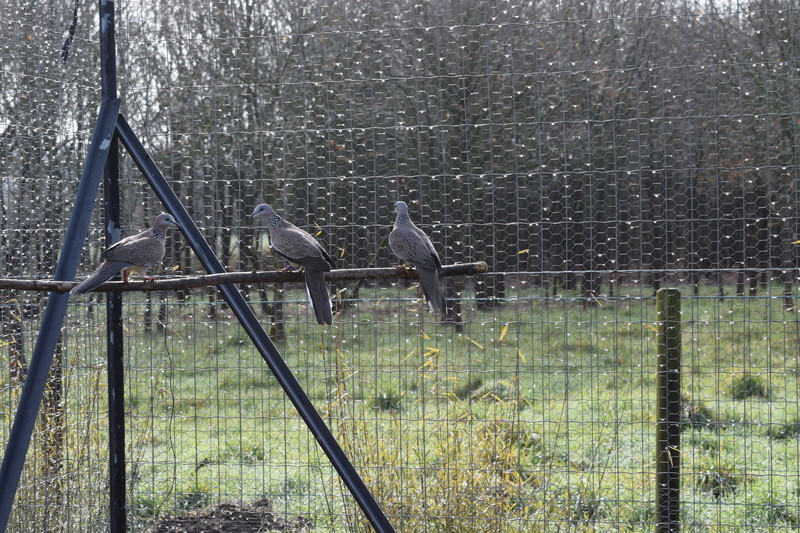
0 262 489 294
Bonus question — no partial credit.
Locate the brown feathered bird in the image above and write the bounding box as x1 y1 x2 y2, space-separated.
388 201 446 316
251 204 336 325
71 213 180 295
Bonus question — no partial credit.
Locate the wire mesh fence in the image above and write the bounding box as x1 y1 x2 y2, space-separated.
2 0 800 530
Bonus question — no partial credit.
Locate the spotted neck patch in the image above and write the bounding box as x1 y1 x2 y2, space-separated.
268 214 284 229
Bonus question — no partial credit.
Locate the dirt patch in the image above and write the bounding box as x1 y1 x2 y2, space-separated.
146 499 313 532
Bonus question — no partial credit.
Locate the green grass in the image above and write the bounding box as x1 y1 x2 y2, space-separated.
4 282 800 531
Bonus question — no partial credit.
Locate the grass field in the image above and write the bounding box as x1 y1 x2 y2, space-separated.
4 281 800 531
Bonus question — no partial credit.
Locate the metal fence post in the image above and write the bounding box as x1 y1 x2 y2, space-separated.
656 288 681 533
99 0 127 530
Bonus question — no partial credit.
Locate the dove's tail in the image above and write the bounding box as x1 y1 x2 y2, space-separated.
70 261 124 295
304 269 333 325
418 267 446 317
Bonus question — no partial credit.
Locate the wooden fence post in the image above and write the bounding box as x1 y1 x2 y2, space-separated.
656 288 681 533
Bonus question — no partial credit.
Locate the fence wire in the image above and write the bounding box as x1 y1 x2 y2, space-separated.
2 0 800 531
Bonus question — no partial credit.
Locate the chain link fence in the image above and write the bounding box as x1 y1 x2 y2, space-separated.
2 0 800 530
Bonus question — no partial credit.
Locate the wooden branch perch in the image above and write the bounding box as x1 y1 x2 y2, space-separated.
0 262 488 294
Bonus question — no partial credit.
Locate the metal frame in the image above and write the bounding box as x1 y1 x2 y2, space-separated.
0 95 120 533
0 1 393 531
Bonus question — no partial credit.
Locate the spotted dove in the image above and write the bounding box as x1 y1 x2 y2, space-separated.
388 201 446 316
251 204 336 325
70 213 181 295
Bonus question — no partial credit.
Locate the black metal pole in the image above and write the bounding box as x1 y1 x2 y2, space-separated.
0 98 121 533
105 139 126 533
99 0 118 97
656 288 681 533
115 115 395 533
99 0 126 530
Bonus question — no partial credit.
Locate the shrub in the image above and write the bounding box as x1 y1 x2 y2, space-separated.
730 373 770 400
681 396 718 430
371 390 403 412
698 470 741 499
765 420 800 440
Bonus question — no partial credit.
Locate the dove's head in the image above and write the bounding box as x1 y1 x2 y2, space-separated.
251 204 285 228
393 201 409 215
154 213 180 230
250 203 277 219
